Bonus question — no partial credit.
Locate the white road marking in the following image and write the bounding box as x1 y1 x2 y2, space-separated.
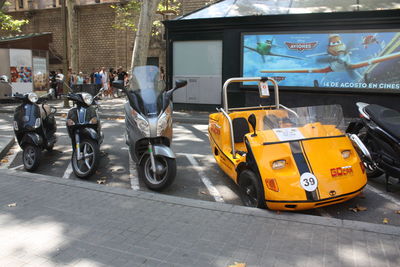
62 162 73 179
365 184 400 206
9 164 23 170
1 145 21 169
180 153 224 203
129 152 140 191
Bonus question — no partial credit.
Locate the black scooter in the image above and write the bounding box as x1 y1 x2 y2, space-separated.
346 102 400 191
13 92 57 171
66 89 104 178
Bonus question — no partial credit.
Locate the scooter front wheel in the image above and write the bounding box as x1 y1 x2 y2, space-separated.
139 155 176 191
23 145 41 171
71 138 99 178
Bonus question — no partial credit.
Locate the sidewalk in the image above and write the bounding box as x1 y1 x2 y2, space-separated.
0 98 210 125
1 169 400 266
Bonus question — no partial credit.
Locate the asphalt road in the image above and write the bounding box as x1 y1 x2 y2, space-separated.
1 113 399 226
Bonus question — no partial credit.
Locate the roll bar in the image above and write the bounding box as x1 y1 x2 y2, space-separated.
223 77 279 111
219 77 279 159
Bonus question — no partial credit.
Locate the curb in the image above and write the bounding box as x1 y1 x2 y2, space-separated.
0 137 15 159
0 109 209 124
2 168 399 237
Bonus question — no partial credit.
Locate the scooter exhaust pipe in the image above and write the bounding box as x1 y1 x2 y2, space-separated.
349 134 372 162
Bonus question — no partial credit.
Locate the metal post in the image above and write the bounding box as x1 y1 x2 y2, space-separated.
61 0 70 108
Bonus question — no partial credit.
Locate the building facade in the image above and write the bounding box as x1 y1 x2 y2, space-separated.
2 0 213 74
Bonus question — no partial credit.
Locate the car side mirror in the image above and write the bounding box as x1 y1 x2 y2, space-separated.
248 114 257 137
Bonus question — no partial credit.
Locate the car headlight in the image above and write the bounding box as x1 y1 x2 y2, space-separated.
132 110 150 137
34 118 41 128
28 93 38 103
81 93 93 106
157 109 171 136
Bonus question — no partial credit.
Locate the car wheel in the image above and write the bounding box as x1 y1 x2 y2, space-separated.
71 138 99 178
238 170 265 208
23 144 41 171
359 132 384 178
138 154 176 191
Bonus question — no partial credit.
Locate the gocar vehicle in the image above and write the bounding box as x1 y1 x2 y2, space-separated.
208 77 367 210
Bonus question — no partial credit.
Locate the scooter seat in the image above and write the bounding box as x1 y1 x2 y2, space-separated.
365 104 400 139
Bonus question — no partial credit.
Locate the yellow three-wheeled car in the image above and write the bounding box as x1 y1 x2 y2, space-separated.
208 77 367 210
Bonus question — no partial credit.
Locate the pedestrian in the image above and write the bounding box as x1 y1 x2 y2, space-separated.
76 71 84 91
108 68 115 97
100 67 109 97
55 69 64 99
94 68 103 94
89 68 96 84
117 66 128 85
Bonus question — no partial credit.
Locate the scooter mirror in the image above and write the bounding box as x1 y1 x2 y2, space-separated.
175 80 187 89
112 80 124 89
248 114 257 137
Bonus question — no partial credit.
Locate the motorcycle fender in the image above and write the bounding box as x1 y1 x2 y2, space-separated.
81 127 99 141
21 133 43 147
138 145 176 165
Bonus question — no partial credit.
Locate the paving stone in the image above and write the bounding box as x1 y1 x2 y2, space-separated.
0 169 399 267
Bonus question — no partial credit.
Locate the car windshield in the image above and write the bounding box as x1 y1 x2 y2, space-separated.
261 105 345 139
127 66 166 116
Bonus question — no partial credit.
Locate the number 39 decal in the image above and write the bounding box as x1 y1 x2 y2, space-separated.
300 172 318 192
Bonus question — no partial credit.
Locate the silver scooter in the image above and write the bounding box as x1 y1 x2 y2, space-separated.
114 66 187 191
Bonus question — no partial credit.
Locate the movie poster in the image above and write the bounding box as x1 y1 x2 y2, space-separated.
242 31 400 90
33 57 48 90
9 49 32 83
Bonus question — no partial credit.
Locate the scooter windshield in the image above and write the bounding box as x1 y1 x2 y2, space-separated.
127 66 165 116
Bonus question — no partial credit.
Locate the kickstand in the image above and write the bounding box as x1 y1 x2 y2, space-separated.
385 174 391 192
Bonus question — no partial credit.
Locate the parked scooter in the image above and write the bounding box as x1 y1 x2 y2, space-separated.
66 89 104 178
13 92 57 171
113 65 187 191
346 102 400 191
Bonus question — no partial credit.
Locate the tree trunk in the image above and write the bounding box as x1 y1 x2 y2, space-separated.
0 0 6 9
67 0 78 72
130 0 159 78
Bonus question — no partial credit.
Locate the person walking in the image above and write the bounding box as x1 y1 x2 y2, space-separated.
76 71 84 91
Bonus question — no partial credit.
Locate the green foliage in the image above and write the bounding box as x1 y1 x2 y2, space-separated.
111 0 181 36
111 1 141 31
0 1 29 32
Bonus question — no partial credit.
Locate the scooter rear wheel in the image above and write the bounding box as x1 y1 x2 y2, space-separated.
139 155 176 191
71 138 99 178
23 145 41 172
359 132 384 179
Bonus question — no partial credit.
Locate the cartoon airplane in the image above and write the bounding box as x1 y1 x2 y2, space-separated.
260 34 400 78
244 38 305 63
362 34 379 49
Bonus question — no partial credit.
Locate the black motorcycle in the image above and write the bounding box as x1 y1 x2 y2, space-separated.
66 90 104 178
13 92 57 171
346 102 400 191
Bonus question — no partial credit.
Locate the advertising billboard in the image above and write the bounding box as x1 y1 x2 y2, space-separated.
242 31 400 91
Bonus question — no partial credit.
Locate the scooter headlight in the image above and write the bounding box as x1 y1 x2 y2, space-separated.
28 93 38 103
157 107 171 136
132 110 150 137
81 93 93 106
34 118 41 128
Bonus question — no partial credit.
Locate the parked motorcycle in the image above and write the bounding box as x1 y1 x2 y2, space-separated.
346 102 400 191
66 89 104 178
13 92 57 171
114 65 187 191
